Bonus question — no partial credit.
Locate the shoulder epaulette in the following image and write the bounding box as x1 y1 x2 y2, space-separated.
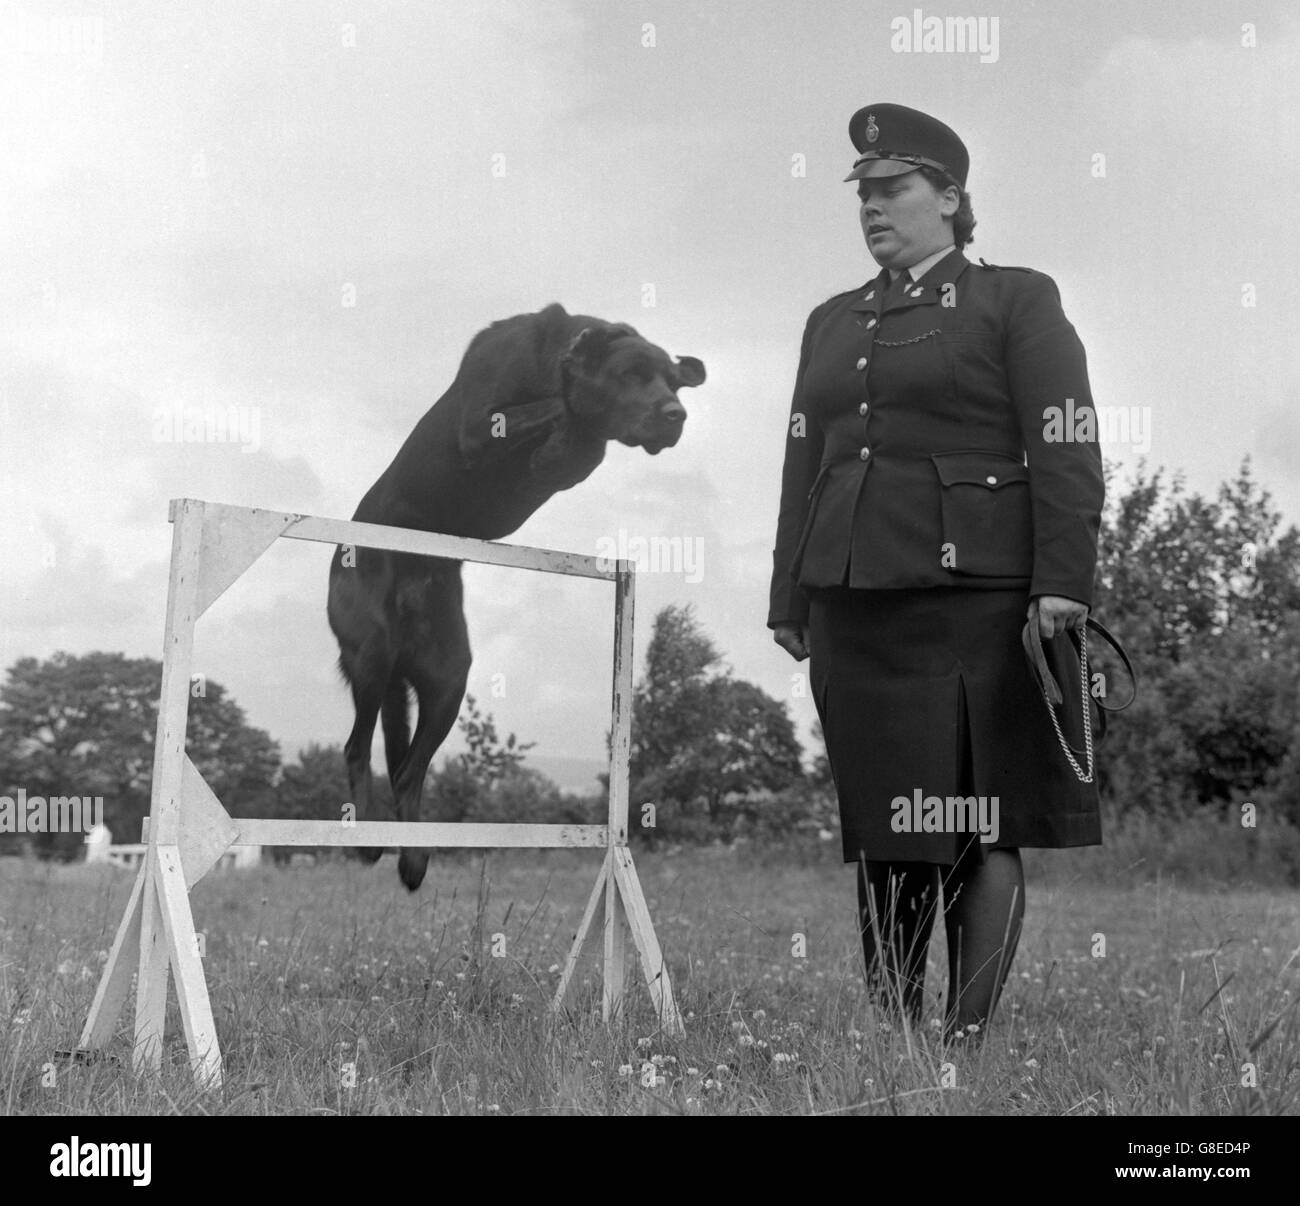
977 258 1033 273
822 281 872 305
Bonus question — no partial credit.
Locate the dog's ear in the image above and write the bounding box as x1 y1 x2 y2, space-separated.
562 326 613 374
561 323 639 375
672 356 706 389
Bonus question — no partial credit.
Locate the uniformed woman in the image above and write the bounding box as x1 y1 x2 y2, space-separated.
769 104 1104 1040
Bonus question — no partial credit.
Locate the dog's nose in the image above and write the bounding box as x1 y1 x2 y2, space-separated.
660 400 686 425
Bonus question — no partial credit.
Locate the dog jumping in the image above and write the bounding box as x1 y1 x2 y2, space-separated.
326 303 706 889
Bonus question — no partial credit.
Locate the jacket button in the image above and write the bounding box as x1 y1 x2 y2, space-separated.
986 475 998 485
856 356 868 370
858 402 869 417
860 447 870 461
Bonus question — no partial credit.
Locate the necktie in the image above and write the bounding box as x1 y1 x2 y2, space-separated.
887 271 913 306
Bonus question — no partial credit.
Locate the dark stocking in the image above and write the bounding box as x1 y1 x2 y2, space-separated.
940 843 1025 1041
856 858 941 1025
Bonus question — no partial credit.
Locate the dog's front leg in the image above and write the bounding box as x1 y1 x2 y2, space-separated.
528 421 606 493
459 395 566 466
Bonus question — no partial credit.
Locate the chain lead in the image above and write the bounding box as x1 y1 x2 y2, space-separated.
1038 627 1094 783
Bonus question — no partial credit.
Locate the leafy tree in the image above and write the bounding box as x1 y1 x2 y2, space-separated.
629 604 804 841
0 651 279 859
457 693 535 786
420 697 579 825
1093 458 1300 819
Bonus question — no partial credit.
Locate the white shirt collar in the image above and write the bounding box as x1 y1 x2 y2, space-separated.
889 243 956 284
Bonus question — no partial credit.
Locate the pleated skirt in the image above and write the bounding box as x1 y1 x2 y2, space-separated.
808 586 1103 865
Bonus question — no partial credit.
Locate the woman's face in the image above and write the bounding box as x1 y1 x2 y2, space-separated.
857 172 958 269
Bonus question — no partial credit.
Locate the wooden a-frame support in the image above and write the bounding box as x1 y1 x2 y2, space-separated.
75 499 682 1090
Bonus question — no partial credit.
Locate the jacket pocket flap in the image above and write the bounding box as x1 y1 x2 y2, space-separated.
931 451 1029 489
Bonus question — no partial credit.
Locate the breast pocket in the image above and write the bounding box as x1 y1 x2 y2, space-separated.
931 450 1032 577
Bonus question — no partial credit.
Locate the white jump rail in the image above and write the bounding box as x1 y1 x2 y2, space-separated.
75 498 682 1090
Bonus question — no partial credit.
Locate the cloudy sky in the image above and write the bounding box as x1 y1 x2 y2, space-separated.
2 0 1296 793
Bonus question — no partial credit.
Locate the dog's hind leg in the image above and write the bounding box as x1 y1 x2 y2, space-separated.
343 674 387 864
391 587 472 892
381 678 412 791
339 625 399 864
393 666 470 891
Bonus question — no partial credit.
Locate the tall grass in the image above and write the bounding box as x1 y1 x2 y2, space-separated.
2 821 1296 1115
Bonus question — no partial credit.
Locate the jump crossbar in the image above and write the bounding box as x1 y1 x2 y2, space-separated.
235 821 608 848
168 498 617 580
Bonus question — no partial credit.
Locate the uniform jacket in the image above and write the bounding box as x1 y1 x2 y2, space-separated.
768 249 1104 628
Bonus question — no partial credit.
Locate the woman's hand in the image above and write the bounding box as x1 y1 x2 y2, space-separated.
1033 595 1088 639
773 623 812 661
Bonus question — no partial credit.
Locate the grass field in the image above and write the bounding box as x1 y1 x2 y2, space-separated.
2 845 1297 1116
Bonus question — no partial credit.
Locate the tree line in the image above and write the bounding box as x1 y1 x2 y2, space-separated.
0 457 1296 865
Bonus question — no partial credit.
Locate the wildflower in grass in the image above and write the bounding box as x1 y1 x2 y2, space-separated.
618 1064 633 1076
641 1062 662 1088
738 1034 754 1048
965 1023 980 1034
487 1104 500 1112
548 964 560 974
636 1036 652 1050
651 1054 665 1066
687 1067 699 1076
773 1052 793 1066
1024 1058 1039 1068
258 938 268 947
753 1009 766 1021
13 1008 31 1027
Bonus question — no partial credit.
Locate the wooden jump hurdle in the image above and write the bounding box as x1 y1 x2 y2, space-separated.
76 498 682 1089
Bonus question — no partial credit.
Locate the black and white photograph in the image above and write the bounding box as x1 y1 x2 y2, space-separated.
0 0 1295 1160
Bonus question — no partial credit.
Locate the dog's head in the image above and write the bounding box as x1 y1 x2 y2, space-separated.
560 323 706 455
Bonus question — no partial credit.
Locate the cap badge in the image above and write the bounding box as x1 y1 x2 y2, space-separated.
865 114 880 143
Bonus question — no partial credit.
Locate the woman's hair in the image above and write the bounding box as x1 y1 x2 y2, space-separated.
917 165 976 249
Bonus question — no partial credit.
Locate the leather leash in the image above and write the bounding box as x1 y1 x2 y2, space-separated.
1022 600 1138 784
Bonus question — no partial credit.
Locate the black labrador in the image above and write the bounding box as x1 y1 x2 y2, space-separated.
327 303 705 889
